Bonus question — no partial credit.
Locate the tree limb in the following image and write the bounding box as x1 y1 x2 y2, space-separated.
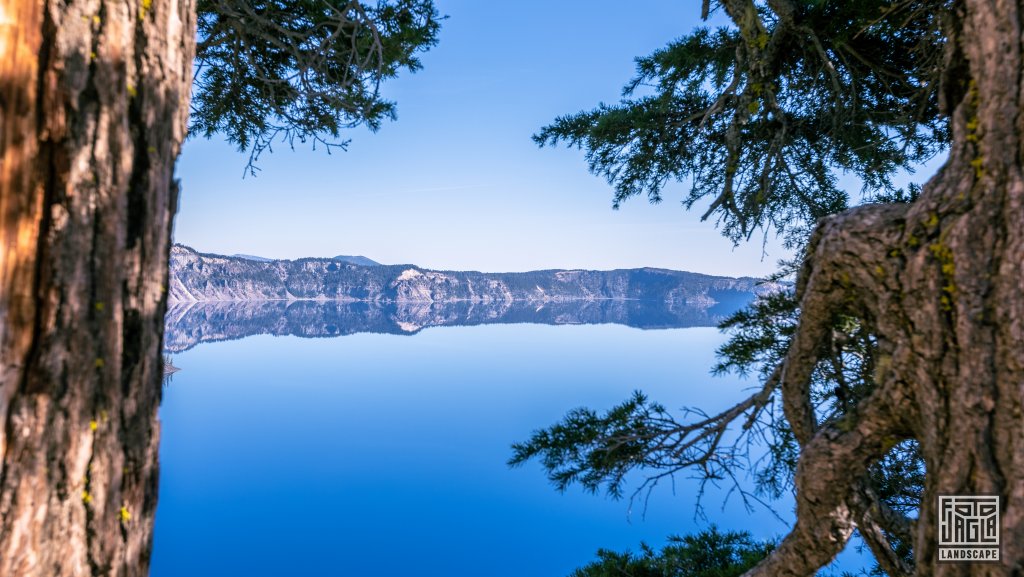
743 380 912 577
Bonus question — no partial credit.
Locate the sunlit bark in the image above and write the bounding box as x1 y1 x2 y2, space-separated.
0 0 194 573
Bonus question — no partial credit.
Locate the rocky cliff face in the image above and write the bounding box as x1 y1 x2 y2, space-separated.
168 244 782 305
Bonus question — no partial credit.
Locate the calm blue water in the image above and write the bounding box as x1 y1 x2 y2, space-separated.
151 313 865 576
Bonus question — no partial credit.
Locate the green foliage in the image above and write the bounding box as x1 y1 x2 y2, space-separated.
535 1 948 247
569 527 773 577
713 288 798 380
712 285 801 499
863 440 924 575
192 0 441 170
871 183 922 205
509 391 681 499
870 441 924 518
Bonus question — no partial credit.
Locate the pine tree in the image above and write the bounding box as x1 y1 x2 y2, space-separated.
515 1 1024 574
0 1 437 574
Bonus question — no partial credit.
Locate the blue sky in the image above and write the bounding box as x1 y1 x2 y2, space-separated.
173 0 935 276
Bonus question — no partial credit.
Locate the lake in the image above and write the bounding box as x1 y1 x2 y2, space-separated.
151 301 859 576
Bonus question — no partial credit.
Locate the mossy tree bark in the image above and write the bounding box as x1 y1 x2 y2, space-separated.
743 0 1024 574
520 0 1023 573
0 0 194 574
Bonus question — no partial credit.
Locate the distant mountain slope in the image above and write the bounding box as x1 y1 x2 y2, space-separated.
168 243 784 304
333 255 381 266
232 254 274 262
234 253 380 265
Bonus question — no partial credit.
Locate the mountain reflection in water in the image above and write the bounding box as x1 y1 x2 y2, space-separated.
163 295 754 353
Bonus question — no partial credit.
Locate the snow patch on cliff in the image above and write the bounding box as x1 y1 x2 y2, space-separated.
397 269 422 281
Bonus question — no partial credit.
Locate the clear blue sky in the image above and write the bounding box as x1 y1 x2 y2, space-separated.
173 0 934 276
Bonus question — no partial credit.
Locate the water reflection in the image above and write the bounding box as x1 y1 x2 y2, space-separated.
164 296 754 353
153 321 783 577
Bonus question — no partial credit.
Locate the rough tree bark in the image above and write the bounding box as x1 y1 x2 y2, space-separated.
0 0 194 573
742 0 1024 575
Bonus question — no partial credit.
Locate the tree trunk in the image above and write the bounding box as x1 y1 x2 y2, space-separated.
744 0 1024 575
0 0 194 573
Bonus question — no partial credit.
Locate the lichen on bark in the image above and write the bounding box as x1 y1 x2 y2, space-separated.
0 0 195 573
